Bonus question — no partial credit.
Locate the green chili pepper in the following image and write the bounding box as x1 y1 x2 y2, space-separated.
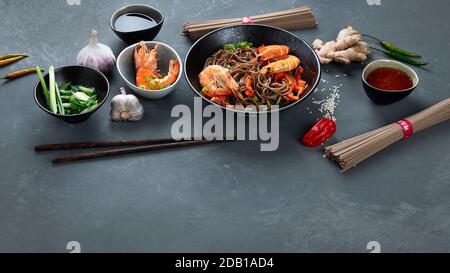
364 34 421 57
385 50 428 66
380 40 421 58
371 47 428 66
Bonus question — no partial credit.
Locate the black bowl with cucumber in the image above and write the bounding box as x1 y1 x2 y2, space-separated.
34 65 110 123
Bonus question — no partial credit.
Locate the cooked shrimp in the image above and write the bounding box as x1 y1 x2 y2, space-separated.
211 96 231 107
146 59 180 90
254 45 290 62
135 42 158 72
260 55 300 75
134 42 180 90
199 65 239 97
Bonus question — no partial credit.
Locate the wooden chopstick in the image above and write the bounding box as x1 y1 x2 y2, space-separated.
51 139 230 163
35 138 181 151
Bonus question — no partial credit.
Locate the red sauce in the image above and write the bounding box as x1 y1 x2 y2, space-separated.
366 67 413 91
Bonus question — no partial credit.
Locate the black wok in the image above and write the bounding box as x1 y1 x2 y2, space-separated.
184 24 321 113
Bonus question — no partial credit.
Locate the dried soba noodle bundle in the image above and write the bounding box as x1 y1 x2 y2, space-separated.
183 6 317 40
325 98 450 172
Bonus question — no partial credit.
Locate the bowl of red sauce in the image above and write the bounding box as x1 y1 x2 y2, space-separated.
362 59 419 105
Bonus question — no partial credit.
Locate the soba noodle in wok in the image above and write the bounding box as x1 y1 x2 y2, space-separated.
199 42 307 109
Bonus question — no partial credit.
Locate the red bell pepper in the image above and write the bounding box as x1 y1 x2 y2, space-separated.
295 66 304 81
283 74 297 90
244 75 256 97
273 72 286 82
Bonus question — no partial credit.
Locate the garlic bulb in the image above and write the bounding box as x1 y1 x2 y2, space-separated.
110 87 144 121
76 30 116 73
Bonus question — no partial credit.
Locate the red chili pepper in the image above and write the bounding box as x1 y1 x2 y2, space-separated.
244 75 256 97
284 74 297 90
302 116 336 147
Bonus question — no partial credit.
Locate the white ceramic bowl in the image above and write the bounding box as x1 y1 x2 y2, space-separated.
116 41 182 99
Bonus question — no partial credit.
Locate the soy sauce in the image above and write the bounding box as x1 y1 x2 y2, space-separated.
366 67 413 91
114 13 158 32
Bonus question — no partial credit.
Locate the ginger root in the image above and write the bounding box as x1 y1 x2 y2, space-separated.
312 26 371 64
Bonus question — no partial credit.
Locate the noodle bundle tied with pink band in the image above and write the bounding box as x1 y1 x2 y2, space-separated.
325 98 450 171
241 16 252 24
396 119 414 139
182 6 317 40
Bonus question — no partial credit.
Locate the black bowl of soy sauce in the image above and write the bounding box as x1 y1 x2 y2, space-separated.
110 4 164 44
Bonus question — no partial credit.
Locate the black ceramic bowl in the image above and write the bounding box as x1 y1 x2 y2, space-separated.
362 59 419 105
34 66 110 123
184 24 321 113
110 4 164 44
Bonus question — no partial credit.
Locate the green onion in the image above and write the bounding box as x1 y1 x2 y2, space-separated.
149 83 155 89
59 81 71 90
80 104 97 114
238 41 253 48
152 74 157 79
59 90 73 95
77 85 94 95
54 82 65 115
145 76 151 82
48 66 58 113
36 67 50 106
201 87 208 93
73 91 90 102
224 44 235 51
40 68 98 115
253 96 259 102
224 41 253 51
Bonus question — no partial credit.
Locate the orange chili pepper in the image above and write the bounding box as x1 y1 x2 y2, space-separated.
0 55 27 68
1 67 42 80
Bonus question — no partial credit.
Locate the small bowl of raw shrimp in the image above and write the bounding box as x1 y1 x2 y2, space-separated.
116 41 182 99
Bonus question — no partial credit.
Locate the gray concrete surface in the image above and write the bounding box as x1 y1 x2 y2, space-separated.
0 0 449 252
